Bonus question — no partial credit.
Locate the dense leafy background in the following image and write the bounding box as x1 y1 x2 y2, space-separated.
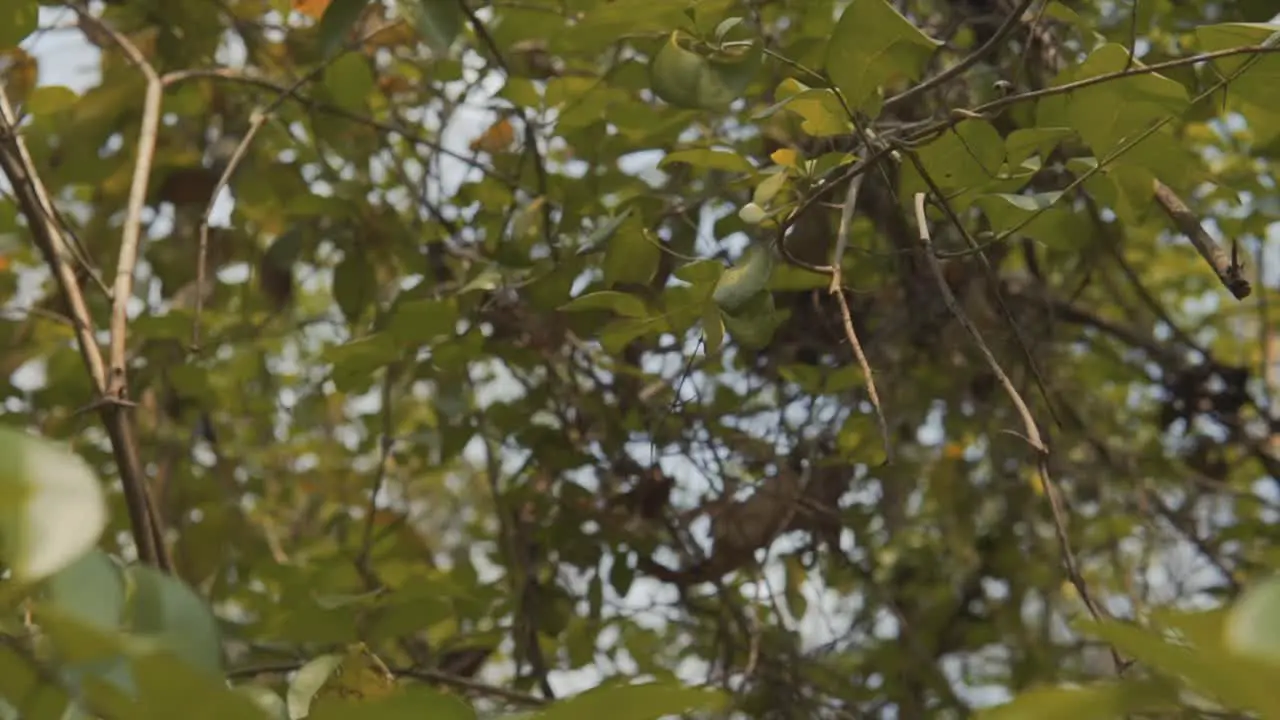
3 0 1280 718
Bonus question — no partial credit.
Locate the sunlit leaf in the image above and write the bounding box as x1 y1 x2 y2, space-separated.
0 429 106 583
712 244 775 311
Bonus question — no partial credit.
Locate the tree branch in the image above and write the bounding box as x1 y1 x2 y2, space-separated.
0 86 168 572
1151 179 1251 299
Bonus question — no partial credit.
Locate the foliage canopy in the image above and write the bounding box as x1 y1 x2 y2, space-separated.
3 0 1280 717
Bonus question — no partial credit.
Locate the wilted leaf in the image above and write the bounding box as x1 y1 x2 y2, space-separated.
469 117 517 154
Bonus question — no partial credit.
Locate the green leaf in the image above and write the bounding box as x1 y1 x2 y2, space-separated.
0 428 106 582
1151 607 1230 652
566 0 694 54
37 609 264 720
650 32 763 110
979 680 1175 720
235 686 289 720
44 550 125 632
0 0 36 48
318 0 371 56
398 0 464 57
738 202 768 224
559 291 650 319
1046 44 1189 157
1225 578 1280 664
287 654 343 720
323 54 374 112
825 0 942 115
675 259 725 287
0 643 70 719
577 210 635 254
914 119 1005 190
660 148 755 173
721 292 788 348
132 648 267 720
125 565 224 676
975 192 1064 233
530 680 727 720
702 305 724 355
333 251 376 325
768 264 830 291
309 686 477 720
24 86 80 116
752 171 788 206
599 316 666 355
1195 23 1280 110
1005 127 1074 167
757 80 851 137
324 335 402 393
603 229 659 287
387 298 459 345
1081 618 1280 718
712 244 774 311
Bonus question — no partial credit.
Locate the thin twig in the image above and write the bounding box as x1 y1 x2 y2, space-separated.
161 68 508 184
914 193 1120 669
831 289 892 464
825 173 891 462
458 1 555 250
191 28 387 347
827 174 863 294
225 661 548 707
903 151 1063 429
357 368 396 572
912 192 1046 455
192 110 266 349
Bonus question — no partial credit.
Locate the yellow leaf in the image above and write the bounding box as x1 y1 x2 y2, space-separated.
1028 467 1046 496
469 117 516 154
0 49 38 108
941 442 965 460
293 0 331 20
770 147 798 168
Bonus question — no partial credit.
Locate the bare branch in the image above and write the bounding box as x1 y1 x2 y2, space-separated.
1152 179 1251 300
